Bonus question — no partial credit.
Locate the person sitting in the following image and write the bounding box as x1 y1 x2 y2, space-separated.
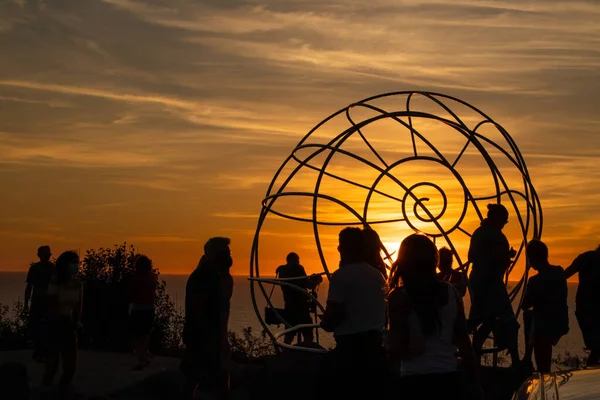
521 239 569 373
564 244 600 366
386 234 483 400
437 247 467 297
318 227 388 399
276 252 322 345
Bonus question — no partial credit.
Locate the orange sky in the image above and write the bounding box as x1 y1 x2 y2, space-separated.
1 0 599 282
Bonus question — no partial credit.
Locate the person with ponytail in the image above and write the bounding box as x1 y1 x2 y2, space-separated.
42 250 83 399
385 234 483 400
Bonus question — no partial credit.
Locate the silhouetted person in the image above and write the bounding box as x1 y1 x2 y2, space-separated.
437 247 467 297
564 244 600 366
24 245 55 362
319 227 387 399
521 240 569 373
42 251 82 399
180 237 234 400
363 227 388 279
276 252 322 345
128 254 158 370
468 203 520 367
386 234 483 400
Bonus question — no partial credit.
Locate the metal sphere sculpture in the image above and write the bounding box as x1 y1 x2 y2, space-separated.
250 91 543 352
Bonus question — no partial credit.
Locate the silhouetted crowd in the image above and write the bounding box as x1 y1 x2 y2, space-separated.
18 203 600 399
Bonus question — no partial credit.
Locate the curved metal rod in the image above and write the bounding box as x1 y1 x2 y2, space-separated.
250 91 543 352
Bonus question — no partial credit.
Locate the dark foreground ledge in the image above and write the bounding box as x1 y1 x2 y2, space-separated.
1 349 526 399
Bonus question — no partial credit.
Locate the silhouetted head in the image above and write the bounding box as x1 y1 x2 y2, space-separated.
438 247 453 273
134 254 152 274
37 245 51 263
526 239 549 271
391 234 438 287
486 203 509 230
390 234 444 336
362 227 388 278
338 227 366 265
286 252 300 265
204 237 232 272
55 251 79 284
596 244 600 252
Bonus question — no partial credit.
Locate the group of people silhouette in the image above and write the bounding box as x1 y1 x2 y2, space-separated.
20 203 600 399
22 248 157 398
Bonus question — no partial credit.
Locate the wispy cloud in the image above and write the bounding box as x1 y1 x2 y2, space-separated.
0 0 598 275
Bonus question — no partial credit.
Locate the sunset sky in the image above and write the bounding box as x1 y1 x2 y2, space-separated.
1 0 599 279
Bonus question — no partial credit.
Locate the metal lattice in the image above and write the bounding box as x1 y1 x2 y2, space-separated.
249 91 543 353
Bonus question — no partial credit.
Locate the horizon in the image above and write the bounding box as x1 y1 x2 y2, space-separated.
1 0 599 280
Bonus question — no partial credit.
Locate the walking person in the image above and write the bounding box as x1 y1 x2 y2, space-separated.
180 237 234 400
24 245 55 362
128 255 158 370
42 251 83 399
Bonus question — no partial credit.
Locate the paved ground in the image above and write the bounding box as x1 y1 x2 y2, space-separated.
0 350 180 398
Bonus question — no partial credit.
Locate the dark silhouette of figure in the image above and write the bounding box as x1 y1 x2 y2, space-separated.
42 251 83 399
128 254 158 370
521 240 569 373
319 227 387 399
363 227 388 279
275 252 322 345
386 234 483 400
564 245 600 366
437 247 467 297
468 203 520 367
180 237 234 400
24 245 55 362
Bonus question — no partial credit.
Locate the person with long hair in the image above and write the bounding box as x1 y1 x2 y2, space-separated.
386 234 483 400
128 254 158 370
42 251 83 399
363 227 388 279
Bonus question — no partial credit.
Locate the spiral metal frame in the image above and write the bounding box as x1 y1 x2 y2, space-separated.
250 91 543 353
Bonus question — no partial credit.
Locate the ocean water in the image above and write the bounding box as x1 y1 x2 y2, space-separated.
0 272 587 357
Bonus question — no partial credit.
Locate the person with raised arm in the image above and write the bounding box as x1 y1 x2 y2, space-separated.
564 244 600 366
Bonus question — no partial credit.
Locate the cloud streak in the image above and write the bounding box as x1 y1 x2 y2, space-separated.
0 0 598 276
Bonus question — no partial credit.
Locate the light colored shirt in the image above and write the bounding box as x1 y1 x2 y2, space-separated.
399 284 459 376
327 262 387 336
47 279 82 318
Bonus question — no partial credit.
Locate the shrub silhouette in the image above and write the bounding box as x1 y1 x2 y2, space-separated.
78 243 182 353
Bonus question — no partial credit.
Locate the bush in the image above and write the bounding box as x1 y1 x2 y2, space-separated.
552 350 588 370
229 327 275 362
0 301 29 350
78 243 182 353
